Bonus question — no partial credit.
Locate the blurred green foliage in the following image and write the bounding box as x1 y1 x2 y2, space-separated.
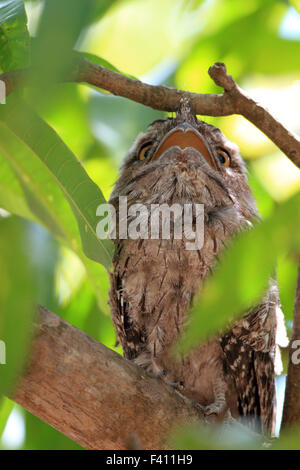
0 0 299 450
169 421 265 450
0 0 30 72
177 191 300 354
0 94 114 269
0 218 36 396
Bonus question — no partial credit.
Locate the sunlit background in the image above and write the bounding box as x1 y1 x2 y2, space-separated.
1 0 300 449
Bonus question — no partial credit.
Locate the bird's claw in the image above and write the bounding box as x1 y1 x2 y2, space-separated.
155 368 184 389
204 401 226 417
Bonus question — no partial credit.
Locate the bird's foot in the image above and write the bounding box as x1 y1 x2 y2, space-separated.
156 369 184 389
204 378 228 420
204 388 227 420
204 401 226 416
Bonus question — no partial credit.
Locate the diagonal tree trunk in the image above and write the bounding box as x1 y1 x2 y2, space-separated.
11 306 204 450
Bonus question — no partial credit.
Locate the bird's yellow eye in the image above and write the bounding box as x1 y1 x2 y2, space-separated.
216 148 231 167
138 142 152 160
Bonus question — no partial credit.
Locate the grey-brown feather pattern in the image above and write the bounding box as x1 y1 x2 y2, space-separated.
108 107 283 435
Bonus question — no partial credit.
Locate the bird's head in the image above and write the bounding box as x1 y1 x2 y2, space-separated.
110 100 257 227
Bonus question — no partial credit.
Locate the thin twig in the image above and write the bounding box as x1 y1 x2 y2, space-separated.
208 63 300 169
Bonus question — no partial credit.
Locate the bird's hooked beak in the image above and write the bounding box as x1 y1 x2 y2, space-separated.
151 122 218 170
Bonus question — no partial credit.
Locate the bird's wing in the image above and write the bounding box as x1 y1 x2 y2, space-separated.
109 269 147 360
221 332 275 434
220 285 280 435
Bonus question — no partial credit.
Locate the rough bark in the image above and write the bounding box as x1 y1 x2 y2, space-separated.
11 306 204 450
0 59 299 169
282 263 300 429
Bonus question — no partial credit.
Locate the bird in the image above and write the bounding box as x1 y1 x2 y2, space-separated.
108 98 287 435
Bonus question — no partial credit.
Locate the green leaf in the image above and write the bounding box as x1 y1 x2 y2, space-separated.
277 254 299 322
0 126 70 238
0 397 14 438
177 191 300 355
170 422 263 450
30 82 97 158
0 217 36 396
31 0 93 85
0 153 38 222
0 147 110 315
0 0 30 72
0 94 113 271
247 166 275 219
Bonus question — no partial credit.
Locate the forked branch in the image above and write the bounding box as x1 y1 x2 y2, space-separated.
0 58 300 169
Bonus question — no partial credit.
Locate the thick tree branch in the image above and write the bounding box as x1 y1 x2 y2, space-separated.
11 306 204 450
1 58 300 169
281 262 300 429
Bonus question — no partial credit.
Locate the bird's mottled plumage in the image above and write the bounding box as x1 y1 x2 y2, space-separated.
108 103 285 435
